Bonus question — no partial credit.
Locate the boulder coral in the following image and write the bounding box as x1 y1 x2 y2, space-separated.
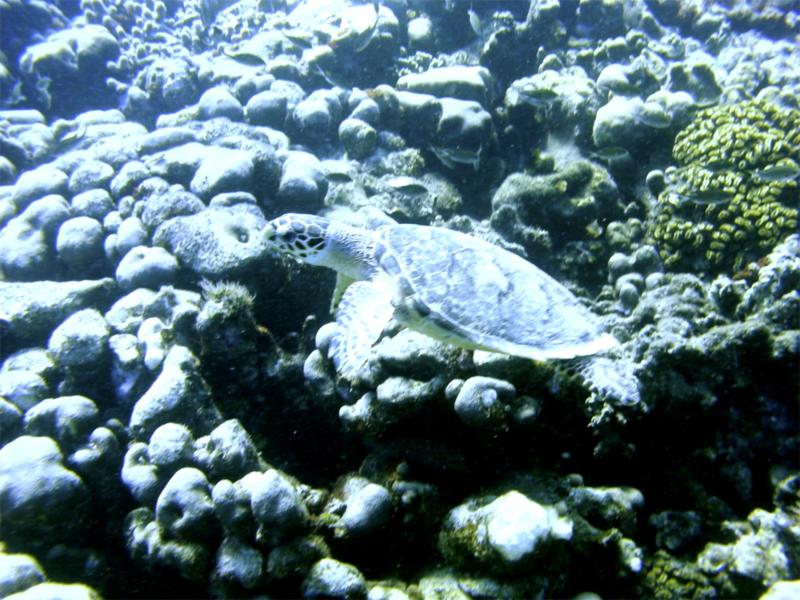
649 100 800 274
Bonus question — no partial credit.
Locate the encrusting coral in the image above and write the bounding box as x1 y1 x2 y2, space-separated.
649 100 800 274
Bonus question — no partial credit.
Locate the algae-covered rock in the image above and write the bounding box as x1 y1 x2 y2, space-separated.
0 436 90 546
0 278 115 354
301 557 367 599
439 490 573 574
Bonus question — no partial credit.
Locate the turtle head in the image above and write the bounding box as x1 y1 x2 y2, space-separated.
264 213 331 263
264 213 376 280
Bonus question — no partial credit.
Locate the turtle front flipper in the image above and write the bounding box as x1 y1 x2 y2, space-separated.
328 275 395 382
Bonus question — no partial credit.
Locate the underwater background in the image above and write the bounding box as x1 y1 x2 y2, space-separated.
0 0 799 598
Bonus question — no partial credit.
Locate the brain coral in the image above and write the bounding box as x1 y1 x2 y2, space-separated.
649 100 799 274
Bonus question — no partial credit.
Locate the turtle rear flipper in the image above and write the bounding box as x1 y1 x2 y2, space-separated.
573 355 641 407
328 276 395 382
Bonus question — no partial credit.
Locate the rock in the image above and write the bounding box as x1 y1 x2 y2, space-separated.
55 216 105 274
0 370 49 412
245 90 289 128
124 507 210 583
291 89 345 142
233 72 275 104
697 507 799 589
68 160 114 195
0 156 18 184
104 286 200 336
19 25 119 115
190 147 254 199
115 246 179 292
267 537 329 581
156 467 218 541
0 552 45 597
47 308 110 371
338 118 377 160
23 395 100 452
213 536 264 590
568 485 644 536
4 582 102 600
141 57 199 113
506 72 597 143
576 0 625 38
10 165 68 209
340 479 392 537
70 189 113 220
407 16 435 51
121 443 163 505
649 510 703 552
68 425 123 490
213 479 256 540
0 278 114 351
109 333 146 405
303 350 336 398
761 580 800 600
140 184 205 231
440 491 573 572
153 205 272 279
0 194 69 280
436 97 494 150
137 317 169 371
453 376 517 429
114 217 148 256
129 345 222 441
137 127 199 157
374 329 455 379
301 558 367 600
197 86 244 121
397 66 494 106
0 436 90 546
0 398 24 444
592 95 648 149
348 97 380 126
148 423 194 472
597 63 636 96
193 419 265 482
245 469 309 545
276 151 327 212
110 161 151 198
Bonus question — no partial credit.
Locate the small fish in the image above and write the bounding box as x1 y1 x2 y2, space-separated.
222 49 268 67
468 9 483 38
521 84 558 100
751 165 800 183
314 65 350 89
332 0 381 53
669 189 732 206
55 122 88 150
701 159 735 172
430 145 482 170
385 176 428 195
325 171 353 183
636 110 671 129
692 98 719 109
591 146 630 162
281 29 314 49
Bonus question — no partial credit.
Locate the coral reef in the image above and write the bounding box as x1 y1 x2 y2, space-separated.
0 0 798 598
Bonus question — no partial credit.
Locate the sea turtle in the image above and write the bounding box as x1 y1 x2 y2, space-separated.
264 212 640 405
